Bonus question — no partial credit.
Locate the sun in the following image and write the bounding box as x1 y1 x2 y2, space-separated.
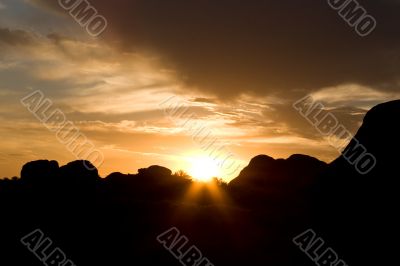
187 157 220 182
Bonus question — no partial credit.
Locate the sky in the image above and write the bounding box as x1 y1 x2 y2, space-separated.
1 0 400 181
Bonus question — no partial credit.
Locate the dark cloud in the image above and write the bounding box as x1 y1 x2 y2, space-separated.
262 103 366 139
0 27 36 46
17 0 400 99
191 97 217 104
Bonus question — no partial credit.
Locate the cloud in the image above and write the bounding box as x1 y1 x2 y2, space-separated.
27 0 400 99
0 27 36 46
1 1 399 178
0 27 185 114
310 84 400 109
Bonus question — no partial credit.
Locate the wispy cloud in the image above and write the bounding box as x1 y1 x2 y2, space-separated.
310 84 400 109
1 0 399 179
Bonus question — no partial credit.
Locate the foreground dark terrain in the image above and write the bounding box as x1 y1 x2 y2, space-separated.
0 100 399 266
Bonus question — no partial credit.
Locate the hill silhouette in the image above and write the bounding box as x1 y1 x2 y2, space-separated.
0 100 399 266
313 100 400 266
231 154 327 189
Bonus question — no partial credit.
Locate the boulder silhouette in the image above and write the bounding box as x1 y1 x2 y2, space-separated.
230 154 327 188
314 100 400 266
1 100 399 266
59 160 99 185
20 160 59 183
138 165 172 178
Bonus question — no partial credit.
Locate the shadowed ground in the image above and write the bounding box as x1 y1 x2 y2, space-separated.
0 100 399 266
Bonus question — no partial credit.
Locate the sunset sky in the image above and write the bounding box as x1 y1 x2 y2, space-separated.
1 0 400 181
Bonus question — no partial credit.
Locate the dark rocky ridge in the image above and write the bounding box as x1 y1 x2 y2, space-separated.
314 100 400 266
0 100 399 266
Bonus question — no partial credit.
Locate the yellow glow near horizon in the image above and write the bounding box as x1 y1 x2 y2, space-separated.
187 156 220 182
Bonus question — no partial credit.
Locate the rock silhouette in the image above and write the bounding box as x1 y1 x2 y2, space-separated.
313 100 400 266
231 154 327 188
0 100 399 266
20 160 59 184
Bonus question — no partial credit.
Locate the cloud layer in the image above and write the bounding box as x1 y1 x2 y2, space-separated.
31 0 400 98
1 0 400 179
